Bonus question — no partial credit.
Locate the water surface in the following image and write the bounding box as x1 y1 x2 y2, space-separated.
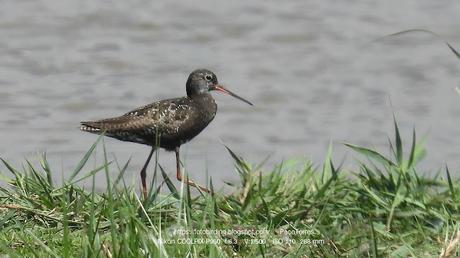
1 0 460 190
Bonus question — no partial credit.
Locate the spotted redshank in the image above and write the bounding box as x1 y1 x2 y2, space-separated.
80 69 253 198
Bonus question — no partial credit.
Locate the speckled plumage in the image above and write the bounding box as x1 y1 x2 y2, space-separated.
80 69 252 197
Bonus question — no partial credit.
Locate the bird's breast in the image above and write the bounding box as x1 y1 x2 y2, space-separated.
175 95 216 139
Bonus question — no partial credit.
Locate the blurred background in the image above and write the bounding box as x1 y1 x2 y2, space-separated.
1 0 460 190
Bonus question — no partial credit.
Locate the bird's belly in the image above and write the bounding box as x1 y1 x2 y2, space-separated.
160 119 213 150
106 119 212 151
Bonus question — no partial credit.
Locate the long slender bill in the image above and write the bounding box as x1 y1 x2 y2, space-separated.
212 85 253 106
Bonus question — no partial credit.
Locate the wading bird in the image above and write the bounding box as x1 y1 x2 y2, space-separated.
80 69 253 198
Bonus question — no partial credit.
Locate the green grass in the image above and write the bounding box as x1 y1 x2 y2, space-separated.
0 120 459 257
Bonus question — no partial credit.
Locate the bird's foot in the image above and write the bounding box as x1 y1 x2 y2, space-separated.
178 176 213 194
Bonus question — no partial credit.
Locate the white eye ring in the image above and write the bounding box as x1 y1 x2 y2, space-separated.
205 74 213 81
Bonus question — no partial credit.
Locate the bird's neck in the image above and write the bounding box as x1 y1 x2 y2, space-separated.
189 92 214 102
189 93 217 112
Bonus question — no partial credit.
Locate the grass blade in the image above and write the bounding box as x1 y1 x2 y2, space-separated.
380 28 460 60
393 116 403 166
344 143 395 167
68 135 102 183
369 217 379 258
446 166 456 200
40 153 53 188
407 129 416 170
159 165 179 199
224 145 251 174
112 157 131 192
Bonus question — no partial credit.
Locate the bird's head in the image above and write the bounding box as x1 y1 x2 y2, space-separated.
186 69 253 106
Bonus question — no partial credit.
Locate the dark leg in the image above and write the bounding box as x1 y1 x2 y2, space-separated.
175 147 212 193
140 147 155 199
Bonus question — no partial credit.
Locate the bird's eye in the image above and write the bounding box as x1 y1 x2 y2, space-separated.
205 74 213 81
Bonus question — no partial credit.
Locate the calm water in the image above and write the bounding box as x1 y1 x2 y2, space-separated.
1 0 460 190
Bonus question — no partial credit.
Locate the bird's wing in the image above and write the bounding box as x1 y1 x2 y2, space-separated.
81 98 192 136
127 98 194 135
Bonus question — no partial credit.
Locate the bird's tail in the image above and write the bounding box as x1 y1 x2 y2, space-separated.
80 121 103 133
